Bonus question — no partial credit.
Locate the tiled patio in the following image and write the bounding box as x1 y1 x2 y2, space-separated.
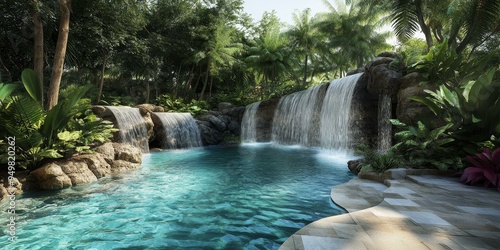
279 175 500 250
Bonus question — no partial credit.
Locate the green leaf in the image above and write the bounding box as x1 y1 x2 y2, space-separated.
0 83 19 102
39 149 63 159
57 131 82 141
409 96 441 115
21 69 43 107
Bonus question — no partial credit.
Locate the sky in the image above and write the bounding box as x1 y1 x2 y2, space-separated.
242 0 328 25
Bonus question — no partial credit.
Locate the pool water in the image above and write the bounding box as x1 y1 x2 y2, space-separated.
1 143 356 249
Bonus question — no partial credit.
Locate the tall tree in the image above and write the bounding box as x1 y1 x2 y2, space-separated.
382 0 500 54
245 21 292 99
47 0 71 109
70 0 147 103
196 20 243 100
286 8 319 86
316 0 391 76
31 0 44 108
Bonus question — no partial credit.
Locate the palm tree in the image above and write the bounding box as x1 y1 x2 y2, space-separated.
196 20 243 100
245 26 292 99
286 8 320 87
315 0 391 76
447 0 500 54
382 0 500 54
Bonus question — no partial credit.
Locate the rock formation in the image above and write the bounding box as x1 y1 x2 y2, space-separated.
23 142 142 191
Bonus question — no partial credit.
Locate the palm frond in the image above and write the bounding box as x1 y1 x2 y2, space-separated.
391 0 421 41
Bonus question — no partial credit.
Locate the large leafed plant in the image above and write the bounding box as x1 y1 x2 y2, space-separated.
460 148 500 192
0 69 115 169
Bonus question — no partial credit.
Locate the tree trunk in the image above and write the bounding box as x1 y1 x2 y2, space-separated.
0 56 12 83
209 75 214 99
145 78 150 103
415 0 433 50
183 64 195 98
173 64 182 98
199 65 209 101
33 1 44 108
97 54 108 103
192 67 203 100
303 54 308 87
47 0 71 109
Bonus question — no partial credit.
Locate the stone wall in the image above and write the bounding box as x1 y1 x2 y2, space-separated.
196 102 246 145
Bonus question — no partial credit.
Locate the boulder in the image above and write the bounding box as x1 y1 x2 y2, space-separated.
137 103 158 115
198 114 227 132
396 72 435 125
218 102 233 110
142 112 155 141
348 159 363 175
59 160 98 186
110 160 140 173
0 185 8 201
228 106 246 124
25 143 142 191
227 121 241 136
73 154 111 178
29 163 72 190
364 56 403 97
91 105 113 118
210 115 227 132
113 143 142 164
94 142 115 164
136 104 159 142
6 177 23 195
197 121 223 145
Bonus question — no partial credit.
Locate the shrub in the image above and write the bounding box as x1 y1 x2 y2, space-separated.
390 119 464 171
0 69 115 169
460 148 500 192
155 95 208 116
356 145 402 173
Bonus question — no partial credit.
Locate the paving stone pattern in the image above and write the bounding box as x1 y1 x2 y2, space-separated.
279 175 500 250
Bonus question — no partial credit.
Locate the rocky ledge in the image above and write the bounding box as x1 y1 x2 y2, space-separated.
0 142 142 201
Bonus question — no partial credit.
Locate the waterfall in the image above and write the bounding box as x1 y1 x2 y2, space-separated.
153 112 202 149
320 73 362 151
107 106 150 153
272 84 325 146
270 73 361 151
378 94 392 152
241 102 261 142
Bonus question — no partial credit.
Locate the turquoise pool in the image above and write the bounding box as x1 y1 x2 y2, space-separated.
1 143 355 249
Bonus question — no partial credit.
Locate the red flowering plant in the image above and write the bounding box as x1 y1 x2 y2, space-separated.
460 148 500 192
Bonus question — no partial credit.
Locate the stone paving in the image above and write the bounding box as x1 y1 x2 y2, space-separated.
279 175 500 250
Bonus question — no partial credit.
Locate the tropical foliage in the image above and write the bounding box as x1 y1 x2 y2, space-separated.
355 145 402 173
2 0 499 175
1 0 394 106
390 120 464 170
155 95 209 117
460 148 500 191
0 69 115 169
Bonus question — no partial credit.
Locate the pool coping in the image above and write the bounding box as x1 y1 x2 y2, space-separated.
279 170 500 250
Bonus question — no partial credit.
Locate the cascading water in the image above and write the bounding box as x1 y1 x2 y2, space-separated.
153 112 202 149
272 84 325 146
320 73 362 151
378 94 392 152
270 73 361 151
241 102 261 142
107 106 150 153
